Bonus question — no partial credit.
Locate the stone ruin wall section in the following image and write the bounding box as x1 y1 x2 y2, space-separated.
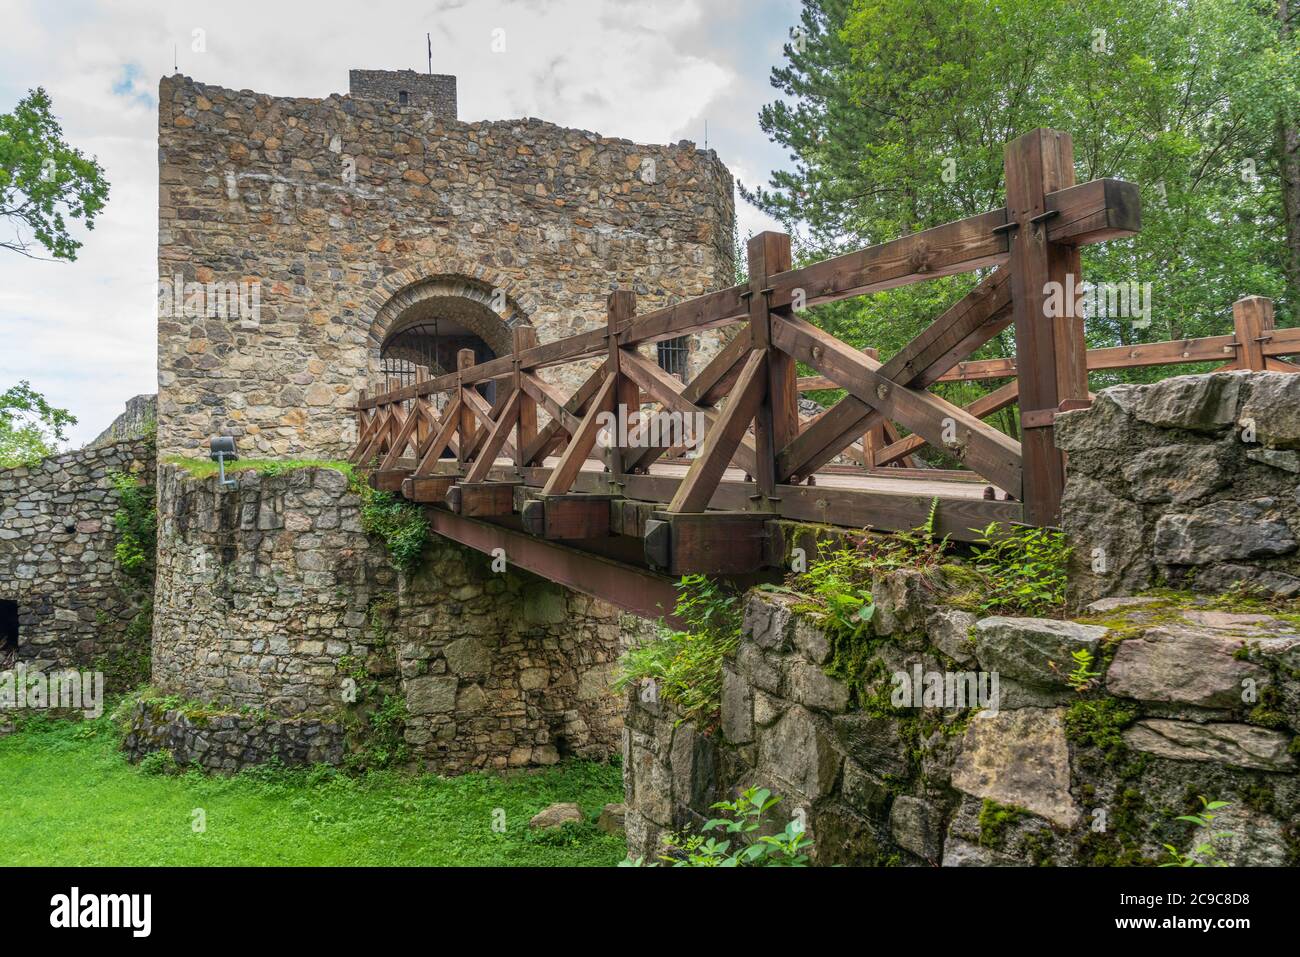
0 438 155 686
156 74 736 460
151 464 645 772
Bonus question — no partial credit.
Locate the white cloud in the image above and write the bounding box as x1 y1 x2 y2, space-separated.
0 0 798 447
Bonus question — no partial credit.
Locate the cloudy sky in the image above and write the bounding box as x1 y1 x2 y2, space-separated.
0 0 799 447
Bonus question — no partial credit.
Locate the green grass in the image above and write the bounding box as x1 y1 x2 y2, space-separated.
165 456 354 480
0 717 626 866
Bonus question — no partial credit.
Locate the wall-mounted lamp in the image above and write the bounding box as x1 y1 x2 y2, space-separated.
209 436 239 489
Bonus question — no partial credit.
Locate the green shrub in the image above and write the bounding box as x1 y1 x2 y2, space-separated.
137 748 181 776
1161 797 1234 867
110 470 156 586
351 478 429 574
614 574 742 723
968 522 1070 617
628 787 813 867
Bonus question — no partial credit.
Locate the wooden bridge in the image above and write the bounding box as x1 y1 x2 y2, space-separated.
348 129 1300 621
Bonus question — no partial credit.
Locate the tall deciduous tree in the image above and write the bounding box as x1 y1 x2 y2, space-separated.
0 88 109 260
0 380 76 467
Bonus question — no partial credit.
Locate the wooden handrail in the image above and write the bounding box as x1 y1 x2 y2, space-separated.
346 127 1295 549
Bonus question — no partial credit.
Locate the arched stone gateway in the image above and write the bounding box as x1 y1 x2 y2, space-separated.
368 274 530 401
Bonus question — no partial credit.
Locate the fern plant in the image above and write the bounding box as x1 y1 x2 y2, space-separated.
969 522 1070 617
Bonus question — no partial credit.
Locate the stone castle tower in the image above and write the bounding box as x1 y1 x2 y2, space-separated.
156 68 736 459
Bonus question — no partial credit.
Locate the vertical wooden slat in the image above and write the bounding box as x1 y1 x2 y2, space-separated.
1233 296 1274 371
513 326 539 467
607 290 639 477
859 347 886 468
456 348 477 466
748 232 795 497
413 366 430 450
1004 128 1087 525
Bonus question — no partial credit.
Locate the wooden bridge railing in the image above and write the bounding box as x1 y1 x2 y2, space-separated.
346 128 1298 577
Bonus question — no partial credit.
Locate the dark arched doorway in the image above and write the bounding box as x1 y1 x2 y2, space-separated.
381 317 498 404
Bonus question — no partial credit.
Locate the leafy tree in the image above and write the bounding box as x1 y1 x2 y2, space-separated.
0 381 76 466
747 0 1300 410
0 88 109 260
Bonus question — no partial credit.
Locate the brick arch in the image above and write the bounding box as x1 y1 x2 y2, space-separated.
364 261 536 371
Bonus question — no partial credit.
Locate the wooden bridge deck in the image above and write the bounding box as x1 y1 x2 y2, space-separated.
345 128 1299 618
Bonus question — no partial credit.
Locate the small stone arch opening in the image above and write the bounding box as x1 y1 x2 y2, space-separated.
371 275 531 408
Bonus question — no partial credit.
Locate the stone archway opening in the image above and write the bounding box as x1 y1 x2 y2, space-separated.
381 316 498 405
0 599 18 668
372 276 531 410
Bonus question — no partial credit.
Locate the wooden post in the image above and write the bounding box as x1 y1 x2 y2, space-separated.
860 347 886 468
607 290 638 478
747 232 792 498
1004 129 1089 525
513 326 539 467
413 365 429 450
1233 296 1274 371
456 348 476 466
356 387 368 451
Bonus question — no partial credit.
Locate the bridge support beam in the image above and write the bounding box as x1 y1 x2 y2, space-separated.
425 508 682 626
643 511 770 576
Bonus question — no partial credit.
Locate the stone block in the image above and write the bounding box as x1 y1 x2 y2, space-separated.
759 706 841 801
1122 719 1294 771
951 707 1080 827
720 664 753 744
1106 624 1266 708
889 795 943 861
973 617 1107 688
405 675 458 714
1154 498 1296 565
1132 373 1243 433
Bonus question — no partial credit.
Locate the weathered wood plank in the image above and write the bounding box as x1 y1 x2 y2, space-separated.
1004 128 1087 524
464 388 523 484
748 232 796 497
668 350 766 513
412 395 463 477
541 373 618 496
875 380 1020 466
773 312 1023 495
619 347 759 476
520 360 609 466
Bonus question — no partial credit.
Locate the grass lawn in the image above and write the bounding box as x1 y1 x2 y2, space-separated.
0 716 627 866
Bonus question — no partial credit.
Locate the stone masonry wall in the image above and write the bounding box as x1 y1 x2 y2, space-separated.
151 463 640 772
157 72 735 459
625 374 1300 865
348 70 457 117
0 437 155 685
121 699 346 773
1057 371 1300 606
624 584 1300 867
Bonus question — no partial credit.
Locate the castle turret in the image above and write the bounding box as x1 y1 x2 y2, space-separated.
348 69 457 118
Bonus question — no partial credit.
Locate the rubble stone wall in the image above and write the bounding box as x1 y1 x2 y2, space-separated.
150 463 641 772
1057 371 1300 606
623 585 1300 866
0 437 155 686
157 73 735 459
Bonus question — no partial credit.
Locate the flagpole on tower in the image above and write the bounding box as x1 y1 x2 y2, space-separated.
427 33 432 74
